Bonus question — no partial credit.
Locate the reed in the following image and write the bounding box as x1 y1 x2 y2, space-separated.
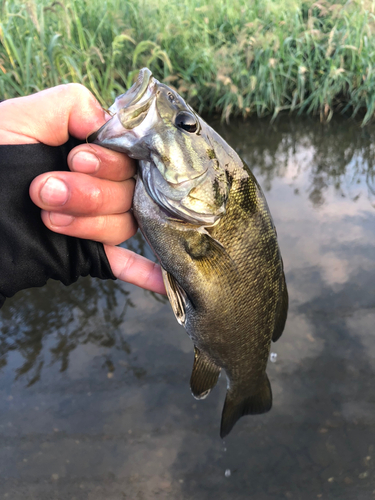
1 0 375 123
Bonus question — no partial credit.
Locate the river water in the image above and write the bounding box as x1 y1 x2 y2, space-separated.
1 117 375 499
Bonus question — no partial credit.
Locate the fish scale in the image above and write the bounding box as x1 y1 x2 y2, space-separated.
90 67 288 438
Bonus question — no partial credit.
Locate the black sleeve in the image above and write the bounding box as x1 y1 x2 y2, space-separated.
0 137 116 309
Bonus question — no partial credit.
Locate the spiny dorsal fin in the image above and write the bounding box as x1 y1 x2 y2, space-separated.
190 347 221 400
220 373 272 438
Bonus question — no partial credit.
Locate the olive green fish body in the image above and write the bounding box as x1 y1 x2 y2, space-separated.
90 68 288 437
134 136 287 437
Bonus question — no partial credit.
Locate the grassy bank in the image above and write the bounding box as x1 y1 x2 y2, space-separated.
1 0 375 123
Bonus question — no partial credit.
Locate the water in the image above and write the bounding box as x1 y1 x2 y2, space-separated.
1 116 375 499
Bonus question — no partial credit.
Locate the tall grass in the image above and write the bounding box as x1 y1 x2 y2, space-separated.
1 0 375 123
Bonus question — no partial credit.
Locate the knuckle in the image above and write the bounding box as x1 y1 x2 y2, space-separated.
56 83 98 110
96 215 108 233
62 83 91 98
120 251 137 281
87 185 104 211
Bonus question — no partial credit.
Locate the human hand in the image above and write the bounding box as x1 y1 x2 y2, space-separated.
0 85 165 294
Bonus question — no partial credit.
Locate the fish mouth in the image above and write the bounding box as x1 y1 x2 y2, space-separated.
109 67 153 113
88 68 156 146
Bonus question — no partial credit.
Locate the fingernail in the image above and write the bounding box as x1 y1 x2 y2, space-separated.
71 151 100 173
49 212 74 227
40 177 69 206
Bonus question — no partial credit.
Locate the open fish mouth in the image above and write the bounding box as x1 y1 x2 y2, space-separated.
109 67 154 114
88 68 157 145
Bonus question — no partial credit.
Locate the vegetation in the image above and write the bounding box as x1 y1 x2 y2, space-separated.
1 0 375 123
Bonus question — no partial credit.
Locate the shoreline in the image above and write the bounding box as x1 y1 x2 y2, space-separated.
1 0 374 124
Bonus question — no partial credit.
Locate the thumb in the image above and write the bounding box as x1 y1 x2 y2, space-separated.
0 84 109 146
104 245 166 295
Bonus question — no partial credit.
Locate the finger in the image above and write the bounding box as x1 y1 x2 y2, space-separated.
104 245 166 295
30 173 135 216
67 143 137 181
41 210 138 246
0 84 108 146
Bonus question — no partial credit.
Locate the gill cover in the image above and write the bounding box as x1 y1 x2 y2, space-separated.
89 68 229 226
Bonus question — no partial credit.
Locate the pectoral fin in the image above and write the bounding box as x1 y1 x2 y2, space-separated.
190 347 221 400
161 268 187 326
183 229 229 261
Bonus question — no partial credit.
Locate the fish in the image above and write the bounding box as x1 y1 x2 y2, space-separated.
89 68 288 438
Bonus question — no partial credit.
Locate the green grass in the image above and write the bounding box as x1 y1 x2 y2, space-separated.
1 0 375 123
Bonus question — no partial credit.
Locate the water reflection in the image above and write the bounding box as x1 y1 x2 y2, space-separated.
1 117 375 499
0 279 134 385
0 231 168 388
219 116 375 207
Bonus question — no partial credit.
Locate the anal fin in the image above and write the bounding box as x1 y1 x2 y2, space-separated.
220 373 272 438
190 347 221 400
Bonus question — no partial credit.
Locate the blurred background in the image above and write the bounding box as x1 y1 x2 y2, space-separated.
1 0 375 123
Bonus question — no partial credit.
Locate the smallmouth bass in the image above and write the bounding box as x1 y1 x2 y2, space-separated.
90 68 288 438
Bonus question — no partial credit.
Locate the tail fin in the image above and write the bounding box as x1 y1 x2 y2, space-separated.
220 374 272 439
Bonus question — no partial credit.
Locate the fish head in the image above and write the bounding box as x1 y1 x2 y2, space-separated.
89 68 230 226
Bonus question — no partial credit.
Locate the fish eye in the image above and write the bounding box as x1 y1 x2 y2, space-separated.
175 112 197 133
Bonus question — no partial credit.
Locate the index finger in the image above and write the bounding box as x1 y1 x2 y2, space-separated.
68 143 137 181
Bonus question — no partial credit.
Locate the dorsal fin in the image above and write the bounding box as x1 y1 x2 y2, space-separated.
190 346 221 400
